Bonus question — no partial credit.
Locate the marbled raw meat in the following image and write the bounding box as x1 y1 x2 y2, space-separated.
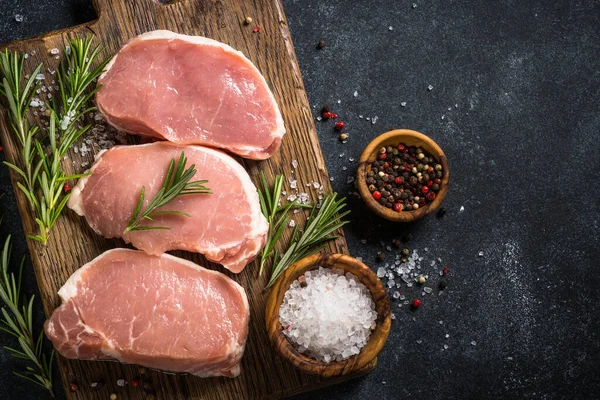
96 30 285 160
44 249 249 378
68 142 267 273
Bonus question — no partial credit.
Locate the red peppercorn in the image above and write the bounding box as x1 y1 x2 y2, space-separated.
372 191 382 200
393 203 403 212
442 267 449 275
69 383 78 392
383 162 390 169
131 380 139 387
427 192 436 201
285 324 290 330
411 299 422 308
253 26 260 33
322 111 332 119
334 121 344 131
378 153 387 160
331 112 338 119
64 184 72 193
427 180 433 186
0 145 3 152
434 178 442 184
394 177 403 184
421 186 429 194
397 144 405 151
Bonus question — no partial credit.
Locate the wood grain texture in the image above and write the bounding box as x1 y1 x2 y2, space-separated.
356 129 450 222
0 0 369 398
265 253 391 378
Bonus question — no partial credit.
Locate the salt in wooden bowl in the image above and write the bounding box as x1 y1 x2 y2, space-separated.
265 253 392 377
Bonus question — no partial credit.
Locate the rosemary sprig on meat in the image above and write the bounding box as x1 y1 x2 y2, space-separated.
257 172 311 276
124 152 211 234
0 36 109 244
0 234 55 396
266 193 349 288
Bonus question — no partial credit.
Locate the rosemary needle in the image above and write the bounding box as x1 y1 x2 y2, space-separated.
123 151 211 234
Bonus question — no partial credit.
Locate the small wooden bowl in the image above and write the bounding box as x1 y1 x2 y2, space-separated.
356 129 450 222
265 253 391 377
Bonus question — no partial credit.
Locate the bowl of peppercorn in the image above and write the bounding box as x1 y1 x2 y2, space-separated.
356 129 449 222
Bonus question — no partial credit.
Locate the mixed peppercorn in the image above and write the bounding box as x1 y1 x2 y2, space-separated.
365 143 444 211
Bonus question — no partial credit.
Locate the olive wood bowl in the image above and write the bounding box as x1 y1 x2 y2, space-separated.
265 252 392 377
356 129 450 222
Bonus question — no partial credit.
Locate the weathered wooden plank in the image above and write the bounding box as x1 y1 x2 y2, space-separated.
0 0 367 398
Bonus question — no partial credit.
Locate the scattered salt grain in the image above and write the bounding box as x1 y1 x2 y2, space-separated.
35 73 45 81
279 267 377 362
289 220 296 228
346 176 355 184
412 3 417 8
337 99 341 104
401 102 407 107
49 48 59 55
388 26 394 31
471 341 477 346
372 116 378 124
478 251 484 257
427 84 434 91
354 90 358 97
460 206 465 211
15 14 24 23
291 160 298 169
377 267 386 278
443 344 449 350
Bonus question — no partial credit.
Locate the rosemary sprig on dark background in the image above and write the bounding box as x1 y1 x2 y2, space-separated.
0 234 54 396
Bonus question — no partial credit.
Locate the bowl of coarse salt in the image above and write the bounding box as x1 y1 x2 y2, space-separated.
265 252 392 377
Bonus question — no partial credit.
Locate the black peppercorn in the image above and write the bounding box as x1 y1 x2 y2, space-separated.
438 280 448 290
436 207 447 218
392 239 402 248
317 40 326 49
376 251 385 262
432 183 440 191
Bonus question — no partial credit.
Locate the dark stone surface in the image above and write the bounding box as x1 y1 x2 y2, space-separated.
1 0 599 399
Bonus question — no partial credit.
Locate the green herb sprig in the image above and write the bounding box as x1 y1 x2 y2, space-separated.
124 151 211 234
257 172 311 276
0 36 109 244
0 234 54 396
257 174 350 288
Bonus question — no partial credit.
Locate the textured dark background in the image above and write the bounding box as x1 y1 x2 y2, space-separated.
1 0 600 399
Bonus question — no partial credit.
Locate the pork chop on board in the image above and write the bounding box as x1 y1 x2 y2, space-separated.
96 30 286 160
67 142 268 273
44 249 250 378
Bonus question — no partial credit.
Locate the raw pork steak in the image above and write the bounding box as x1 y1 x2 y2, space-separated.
44 249 249 377
68 142 268 273
96 30 286 160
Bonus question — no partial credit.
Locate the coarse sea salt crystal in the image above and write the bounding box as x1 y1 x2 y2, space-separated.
279 267 377 362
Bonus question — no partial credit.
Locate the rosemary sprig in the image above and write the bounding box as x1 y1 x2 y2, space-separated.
0 234 54 396
257 172 311 276
0 36 108 244
124 152 211 234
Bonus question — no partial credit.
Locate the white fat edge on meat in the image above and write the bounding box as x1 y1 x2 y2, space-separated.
98 30 286 143
66 148 109 216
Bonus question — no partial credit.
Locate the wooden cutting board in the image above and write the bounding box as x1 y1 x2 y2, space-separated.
0 0 376 398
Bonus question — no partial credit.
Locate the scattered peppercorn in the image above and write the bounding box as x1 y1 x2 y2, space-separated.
334 121 345 131
322 111 332 120
392 239 402 248
0 145 3 152
376 251 385 262
438 280 448 290
339 133 348 141
69 383 78 392
317 40 326 49
411 299 422 308
253 26 260 33
244 16 253 25
418 276 426 284
63 183 72 192
402 248 410 256
90 380 105 388
330 112 338 119
131 379 140 387
110 394 117 400
436 207 447 218
442 267 449 275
